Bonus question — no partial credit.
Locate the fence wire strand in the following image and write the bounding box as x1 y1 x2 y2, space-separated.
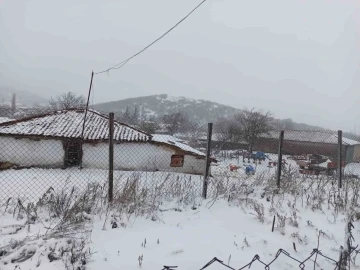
199 248 340 270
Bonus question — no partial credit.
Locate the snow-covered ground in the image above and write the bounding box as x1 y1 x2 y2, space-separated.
89 198 351 270
2 155 360 270
0 168 204 203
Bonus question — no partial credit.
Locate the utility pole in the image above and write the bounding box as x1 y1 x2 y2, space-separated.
108 112 114 202
202 123 213 199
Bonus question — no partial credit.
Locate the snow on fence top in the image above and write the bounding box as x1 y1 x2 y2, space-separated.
151 134 206 157
0 109 150 142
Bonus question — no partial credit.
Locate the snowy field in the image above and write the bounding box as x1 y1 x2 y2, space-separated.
0 152 284 204
1 155 360 270
89 199 352 270
0 168 204 204
1 184 359 270
1 151 359 204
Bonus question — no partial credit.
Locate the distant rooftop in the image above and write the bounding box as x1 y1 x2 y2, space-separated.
264 130 360 146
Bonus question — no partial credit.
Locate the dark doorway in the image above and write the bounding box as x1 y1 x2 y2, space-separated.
64 140 82 167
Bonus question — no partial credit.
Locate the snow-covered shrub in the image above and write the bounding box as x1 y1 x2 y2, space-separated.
0 182 100 269
276 213 286 235
250 201 265 224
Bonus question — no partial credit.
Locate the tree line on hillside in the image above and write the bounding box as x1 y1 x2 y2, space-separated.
1 91 359 144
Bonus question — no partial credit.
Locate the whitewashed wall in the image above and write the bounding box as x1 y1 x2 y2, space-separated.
0 137 206 175
0 137 64 166
82 142 206 175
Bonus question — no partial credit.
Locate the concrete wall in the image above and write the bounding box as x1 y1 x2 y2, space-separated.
82 142 206 175
0 136 64 166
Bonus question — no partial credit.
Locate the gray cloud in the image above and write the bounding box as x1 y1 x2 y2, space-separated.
0 0 359 131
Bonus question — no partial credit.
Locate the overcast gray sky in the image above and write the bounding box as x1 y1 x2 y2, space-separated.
0 0 359 131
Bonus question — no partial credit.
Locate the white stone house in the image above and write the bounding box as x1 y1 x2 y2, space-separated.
0 109 209 175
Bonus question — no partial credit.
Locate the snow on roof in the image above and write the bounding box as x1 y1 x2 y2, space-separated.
0 117 12 124
151 134 206 157
0 109 150 142
264 130 360 146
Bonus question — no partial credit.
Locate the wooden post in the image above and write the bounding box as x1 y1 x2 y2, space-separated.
276 131 284 188
202 123 213 199
108 112 114 203
338 130 343 189
271 215 276 232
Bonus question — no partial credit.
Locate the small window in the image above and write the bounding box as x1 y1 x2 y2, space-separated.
170 154 184 167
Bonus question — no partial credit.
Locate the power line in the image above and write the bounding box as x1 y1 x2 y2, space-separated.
95 0 208 75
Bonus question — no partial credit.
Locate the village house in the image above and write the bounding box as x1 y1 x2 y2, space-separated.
0 109 208 175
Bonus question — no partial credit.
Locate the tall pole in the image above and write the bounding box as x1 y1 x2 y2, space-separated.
276 131 284 188
338 130 343 189
202 123 213 199
108 112 114 203
79 71 94 169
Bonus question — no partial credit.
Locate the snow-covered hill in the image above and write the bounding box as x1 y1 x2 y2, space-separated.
93 94 239 123
92 94 324 131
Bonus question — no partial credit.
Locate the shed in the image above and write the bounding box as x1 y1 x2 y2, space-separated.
0 109 208 174
261 130 360 162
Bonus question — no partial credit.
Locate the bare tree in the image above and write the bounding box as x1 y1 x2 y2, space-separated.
215 117 242 145
215 117 231 143
234 108 272 152
138 120 159 134
50 92 86 110
186 121 206 146
161 111 189 135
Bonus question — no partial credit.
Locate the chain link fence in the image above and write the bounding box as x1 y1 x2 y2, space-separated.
0 108 208 205
1 107 360 207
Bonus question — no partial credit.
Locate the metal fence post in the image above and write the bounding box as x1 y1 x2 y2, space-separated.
338 130 343 189
276 131 284 188
108 112 114 203
202 123 213 199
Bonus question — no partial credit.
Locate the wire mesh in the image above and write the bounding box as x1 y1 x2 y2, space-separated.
1 106 360 208
0 109 208 205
